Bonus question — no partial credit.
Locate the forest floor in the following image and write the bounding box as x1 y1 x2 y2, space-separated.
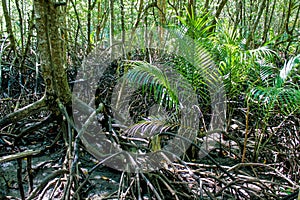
0 129 121 199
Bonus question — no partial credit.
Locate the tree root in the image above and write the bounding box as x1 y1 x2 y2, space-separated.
0 95 47 128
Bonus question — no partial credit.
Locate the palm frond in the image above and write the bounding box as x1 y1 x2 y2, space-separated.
177 6 214 40
248 46 277 60
125 60 179 108
125 114 180 137
194 43 223 93
277 88 300 114
248 54 300 115
249 87 279 105
279 55 300 81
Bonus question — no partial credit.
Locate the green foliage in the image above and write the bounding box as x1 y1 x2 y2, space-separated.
122 40 216 136
170 56 210 104
212 24 276 99
177 6 214 41
245 55 300 162
248 55 300 115
126 60 179 109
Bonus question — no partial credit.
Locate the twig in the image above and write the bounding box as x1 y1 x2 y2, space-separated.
73 152 122 197
242 99 250 163
17 158 25 200
157 175 179 200
117 171 126 199
27 156 33 193
26 169 68 200
161 132 235 180
226 162 297 187
0 149 41 163
280 189 300 200
38 178 59 199
140 173 163 200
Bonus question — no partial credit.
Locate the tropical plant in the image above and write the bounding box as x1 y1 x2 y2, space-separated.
246 54 300 161
249 54 300 116
119 38 219 151
126 60 179 110
177 6 214 42
212 23 276 99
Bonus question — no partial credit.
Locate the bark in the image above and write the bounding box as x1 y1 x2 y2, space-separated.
289 2 300 36
1 0 16 53
131 1 157 35
88 0 92 52
15 0 24 52
285 3 300 53
87 0 97 53
285 0 294 35
215 0 228 20
20 9 35 73
132 0 144 34
204 0 210 11
245 0 267 48
157 0 166 40
96 1 102 42
167 0 179 17
120 0 125 44
262 0 276 44
0 96 47 128
210 0 228 32
109 0 114 51
158 0 166 22
233 0 242 32
0 149 41 163
34 0 71 111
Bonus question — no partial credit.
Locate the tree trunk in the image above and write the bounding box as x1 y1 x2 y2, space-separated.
34 0 71 111
245 0 267 48
233 0 242 33
0 0 72 128
96 1 102 42
210 0 228 32
120 0 125 44
87 0 92 54
187 0 196 18
262 0 276 44
204 0 210 11
132 0 144 35
2 0 16 53
109 0 114 53
87 0 97 53
157 0 166 40
215 0 228 20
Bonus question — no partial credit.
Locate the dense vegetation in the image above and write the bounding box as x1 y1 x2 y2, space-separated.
0 0 299 199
